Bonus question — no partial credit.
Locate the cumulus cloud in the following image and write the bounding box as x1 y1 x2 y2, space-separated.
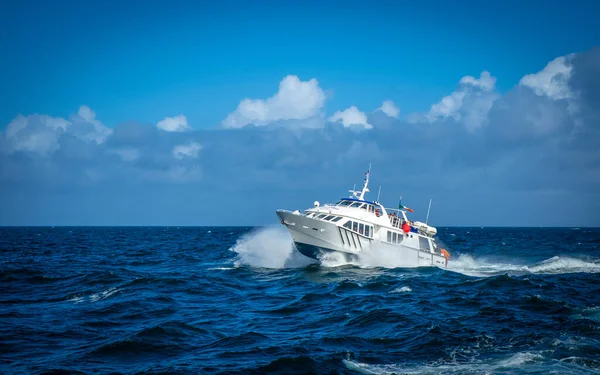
459 71 496 91
70 105 113 144
173 142 202 160
328 106 372 129
378 100 400 118
416 71 499 132
157 115 191 132
222 75 326 128
519 55 574 100
1 105 112 156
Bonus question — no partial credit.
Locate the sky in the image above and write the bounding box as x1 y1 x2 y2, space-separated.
1 0 599 226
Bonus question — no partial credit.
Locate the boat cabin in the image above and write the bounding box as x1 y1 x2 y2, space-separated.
335 198 384 215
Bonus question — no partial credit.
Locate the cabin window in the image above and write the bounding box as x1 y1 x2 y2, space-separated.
359 223 365 235
419 236 431 251
338 201 351 206
352 222 358 232
317 214 326 219
359 204 367 210
331 216 342 222
393 232 397 243
350 202 362 207
343 221 352 229
365 226 370 237
324 215 335 221
387 231 392 242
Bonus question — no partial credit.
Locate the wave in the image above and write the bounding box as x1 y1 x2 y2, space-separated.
527 256 600 274
65 287 122 304
449 254 600 277
343 350 597 374
390 286 412 293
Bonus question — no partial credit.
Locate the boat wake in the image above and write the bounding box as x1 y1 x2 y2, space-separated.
449 254 600 277
231 227 600 276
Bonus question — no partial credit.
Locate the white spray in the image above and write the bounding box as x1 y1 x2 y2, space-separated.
230 226 315 269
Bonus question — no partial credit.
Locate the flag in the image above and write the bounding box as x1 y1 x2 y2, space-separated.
399 197 414 212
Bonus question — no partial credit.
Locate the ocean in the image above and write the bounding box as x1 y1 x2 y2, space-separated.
1 226 599 374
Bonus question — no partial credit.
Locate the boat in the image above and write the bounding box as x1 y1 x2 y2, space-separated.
276 167 450 267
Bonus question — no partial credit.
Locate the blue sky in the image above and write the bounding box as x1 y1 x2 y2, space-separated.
2 0 599 128
1 0 599 226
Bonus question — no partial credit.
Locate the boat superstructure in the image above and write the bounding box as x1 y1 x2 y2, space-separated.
276 167 450 267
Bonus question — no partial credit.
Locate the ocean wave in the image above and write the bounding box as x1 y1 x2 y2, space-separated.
390 286 412 293
342 350 593 375
449 254 600 277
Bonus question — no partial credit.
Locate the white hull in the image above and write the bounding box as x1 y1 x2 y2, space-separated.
277 210 447 268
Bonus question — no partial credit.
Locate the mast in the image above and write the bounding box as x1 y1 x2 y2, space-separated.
350 164 371 200
358 163 371 200
426 199 432 224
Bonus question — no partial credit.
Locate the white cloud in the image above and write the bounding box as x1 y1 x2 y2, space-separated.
2 115 64 155
519 55 574 100
222 75 326 128
1 105 112 156
157 115 191 132
421 71 498 131
77 105 96 122
173 141 202 160
378 100 400 118
328 106 372 129
426 91 467 122
459 71 496 91
71 105 112 144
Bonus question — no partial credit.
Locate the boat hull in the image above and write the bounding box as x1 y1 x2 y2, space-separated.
294 242 357 261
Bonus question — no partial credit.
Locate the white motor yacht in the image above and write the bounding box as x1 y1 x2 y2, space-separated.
276 167 450 267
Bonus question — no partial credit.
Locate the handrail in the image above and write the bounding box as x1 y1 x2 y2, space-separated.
388 215 402 229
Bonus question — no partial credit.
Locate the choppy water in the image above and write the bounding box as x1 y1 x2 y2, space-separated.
1 226 599 374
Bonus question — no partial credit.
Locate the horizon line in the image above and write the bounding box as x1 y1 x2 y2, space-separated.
0 225 597 229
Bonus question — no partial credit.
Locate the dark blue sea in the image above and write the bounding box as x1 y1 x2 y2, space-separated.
1 226 599 374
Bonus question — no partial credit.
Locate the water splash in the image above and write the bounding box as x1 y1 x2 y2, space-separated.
355 243 429 269
230 227 315 269
449 254 600 277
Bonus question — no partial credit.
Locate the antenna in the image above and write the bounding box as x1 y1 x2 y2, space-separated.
426 199 432 224
376 185 382 202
